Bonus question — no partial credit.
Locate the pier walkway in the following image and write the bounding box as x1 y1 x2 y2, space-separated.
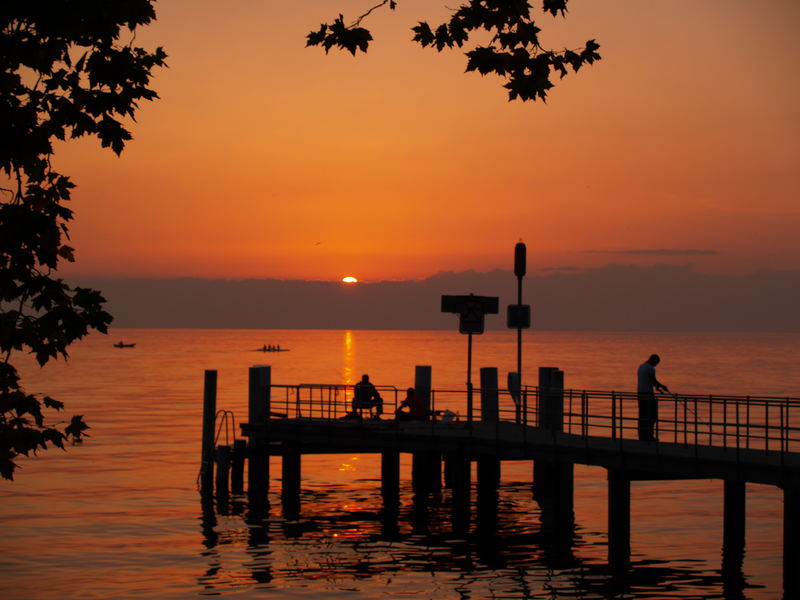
245 380 800 488
242 414 800 488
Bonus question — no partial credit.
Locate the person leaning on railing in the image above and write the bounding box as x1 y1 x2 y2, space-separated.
637 354 670 442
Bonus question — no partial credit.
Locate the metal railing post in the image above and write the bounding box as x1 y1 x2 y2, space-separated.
585 391 590 438
780 400 786 456
708 395 713 447
683 396 688 446
746 396 751 450
723 396 728 449
611 392 617 439
673 394 678 444
736 401 740 450
766 402 770 453
568 388 574 434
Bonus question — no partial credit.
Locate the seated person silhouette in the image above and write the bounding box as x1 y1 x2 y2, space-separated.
395 387 428 421
351 374 383 418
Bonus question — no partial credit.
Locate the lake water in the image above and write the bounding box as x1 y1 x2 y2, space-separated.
1 329 797 599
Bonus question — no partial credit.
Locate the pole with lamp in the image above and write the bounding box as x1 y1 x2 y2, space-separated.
507 242 530 424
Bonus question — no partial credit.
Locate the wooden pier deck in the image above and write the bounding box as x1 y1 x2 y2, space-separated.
241 417 800 488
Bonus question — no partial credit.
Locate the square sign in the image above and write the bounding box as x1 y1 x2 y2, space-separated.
460 299 486 334
507 304 531 329
441 294 499 335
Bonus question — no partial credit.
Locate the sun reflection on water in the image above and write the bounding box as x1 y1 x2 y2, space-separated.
338 456 359 472
343 330 354 386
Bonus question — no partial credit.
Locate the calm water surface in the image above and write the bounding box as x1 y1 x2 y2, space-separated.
1 329 797 599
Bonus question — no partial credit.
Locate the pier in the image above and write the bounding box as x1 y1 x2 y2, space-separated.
200 364 800 597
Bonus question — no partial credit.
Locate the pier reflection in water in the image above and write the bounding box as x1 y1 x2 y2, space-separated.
198 466 753 600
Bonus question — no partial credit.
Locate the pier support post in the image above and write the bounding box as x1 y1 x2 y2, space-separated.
478 457 501 490
786 486 800 599
413 452 441 494
722 480 746 596
443 452 455 489
477 457 500 537
215 444 231 496
532 366 572 545
535 461 574 532
479 367 502 490
412 366 440 494
201 370 217 494
231 439 246 495
247 365 271 497
429 454 442 493
608 468 631 568
381 450 400 509
451 451 471 534
282 444 301 519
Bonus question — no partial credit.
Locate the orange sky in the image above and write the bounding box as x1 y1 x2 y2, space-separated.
55 0 799 281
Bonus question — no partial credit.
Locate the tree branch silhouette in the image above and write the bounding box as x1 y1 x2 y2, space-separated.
307 0 601 101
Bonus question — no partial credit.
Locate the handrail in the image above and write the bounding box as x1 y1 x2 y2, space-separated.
196 409 237 490
260 383 800 455
214 410 236 447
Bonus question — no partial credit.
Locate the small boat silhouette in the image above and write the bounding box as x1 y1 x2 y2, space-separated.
256 345 289 352
113 342 136 348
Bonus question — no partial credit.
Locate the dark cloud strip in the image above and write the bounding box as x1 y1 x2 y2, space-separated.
585 249 719 256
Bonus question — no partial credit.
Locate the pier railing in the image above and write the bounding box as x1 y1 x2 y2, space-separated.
547 388 799 454
266 384 799 455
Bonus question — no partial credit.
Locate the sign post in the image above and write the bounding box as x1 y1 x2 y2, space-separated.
441 294 499 424
507 242 531 424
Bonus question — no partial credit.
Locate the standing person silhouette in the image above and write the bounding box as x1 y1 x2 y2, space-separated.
637 354 670 441
352 374 383 418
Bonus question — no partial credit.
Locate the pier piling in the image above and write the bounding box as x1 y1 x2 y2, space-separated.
282 444 301 519
215 444 231 496
786 486 800 598
414 365 432 415
480 367 499 422
231 438 246 494
537 367 564 430
201 370 217 494
381 450 400 508
608 468 631 567
412 366 441 493
479 367 502 490
450 451 471 533
247 365 271 496
722 480 745 578
532 366 573 538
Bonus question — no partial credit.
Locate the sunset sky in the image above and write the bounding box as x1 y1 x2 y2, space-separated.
55 0 799 282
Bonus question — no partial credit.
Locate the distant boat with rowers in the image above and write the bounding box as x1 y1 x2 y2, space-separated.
255 345 289 352
113 342 136 348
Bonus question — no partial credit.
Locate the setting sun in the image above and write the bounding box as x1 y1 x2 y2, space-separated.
341 276 358 284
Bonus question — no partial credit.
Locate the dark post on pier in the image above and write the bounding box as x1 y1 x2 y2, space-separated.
200 370 217 494
248 365 271 497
